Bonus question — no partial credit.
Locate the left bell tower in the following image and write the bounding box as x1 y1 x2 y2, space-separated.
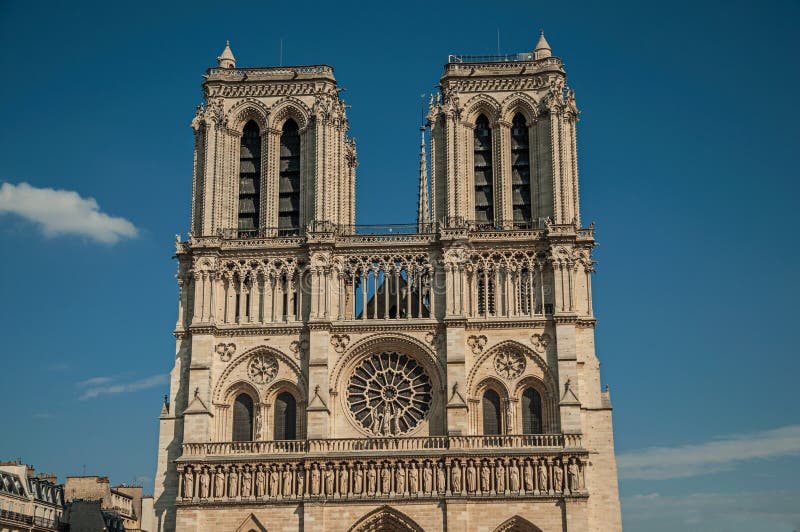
189 41 356 237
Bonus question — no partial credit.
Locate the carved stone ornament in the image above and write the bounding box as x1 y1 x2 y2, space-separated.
494 350 526 379
530 333 551 354
289 339 308 359
215 342 236 362
347 352 432 436
331 334 351 354
467 335 487 355
247 354 278 384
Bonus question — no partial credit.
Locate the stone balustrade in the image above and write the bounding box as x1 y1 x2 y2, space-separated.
182 434 582 458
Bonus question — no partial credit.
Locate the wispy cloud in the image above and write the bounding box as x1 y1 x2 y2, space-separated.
32 413 52 419
0 182 138 244
46 363 70 372
618 425 800 480
79 374 168 400
623 491 800 532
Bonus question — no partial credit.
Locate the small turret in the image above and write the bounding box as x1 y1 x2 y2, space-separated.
534 30 552 60
217 40 236 69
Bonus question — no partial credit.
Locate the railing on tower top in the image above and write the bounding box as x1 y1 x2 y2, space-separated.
448 53 536 64
182 434 582 457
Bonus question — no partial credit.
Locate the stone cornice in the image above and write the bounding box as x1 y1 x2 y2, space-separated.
464 318 549 330
188 324 305 336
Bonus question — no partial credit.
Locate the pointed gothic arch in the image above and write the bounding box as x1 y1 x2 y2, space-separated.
348 506 425 532
493 515 543 532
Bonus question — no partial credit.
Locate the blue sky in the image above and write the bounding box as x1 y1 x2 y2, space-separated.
1 1 798 530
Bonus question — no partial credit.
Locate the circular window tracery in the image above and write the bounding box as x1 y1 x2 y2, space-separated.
248 354 278 384
347 351 432 436
494 350 526 379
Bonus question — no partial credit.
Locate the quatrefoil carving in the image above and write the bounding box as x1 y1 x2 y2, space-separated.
289 339 309 359
330 334 351 354
530 333 551 354
467 335 488 355
215 342 236 362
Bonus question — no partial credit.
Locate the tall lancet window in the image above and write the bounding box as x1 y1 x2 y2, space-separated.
482 389 502 435
274 392 297 440
521 388 543 434
279 119 301 232
232 393 254 441
473 114 494 224
511 113 532 225
238 121 261 231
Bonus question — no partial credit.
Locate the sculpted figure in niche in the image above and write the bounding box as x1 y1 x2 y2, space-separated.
423 462 432 494
395 463 405 494
367 463 377 495
381 464 391 494
215 467 225 497
553 459 563 493
255 467 265 497
183 468 194 498
310 464 321 496
481 461 490 493
241 468 252 497
200 468 210 498
228 467 238 497
495 460 505 492
466 461 476 493
325 465 335 496
509 461 520 492
296 467 305 496
568 459 581 491
408 463 419 495
269 466 280 497
436 462 446 493
451 461 462 493
283 465 293 496
339 464 348 496
538 461 548 493
524 461 534 492
353 464 363 495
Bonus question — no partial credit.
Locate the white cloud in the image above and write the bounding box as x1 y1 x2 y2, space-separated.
618 425 800 480
622 490 800 532
0 182 138 244
79 374 168 400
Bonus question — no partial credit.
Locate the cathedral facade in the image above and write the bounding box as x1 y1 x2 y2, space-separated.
153 34 622 532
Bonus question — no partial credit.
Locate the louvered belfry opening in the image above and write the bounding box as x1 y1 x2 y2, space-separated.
273 392 297 440
279 119 301 231
238 121 261 231
511 113 532 224
232 393 254 441
482 389 502 435
473 114 494 224
522 388 543 434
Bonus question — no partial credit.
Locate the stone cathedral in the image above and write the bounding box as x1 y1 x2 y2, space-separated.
154 33 622 532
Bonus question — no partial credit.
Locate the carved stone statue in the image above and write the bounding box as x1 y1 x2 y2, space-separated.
423 463 432 494
553 459 564 493
339 464 348 496
325 465 335 496
451 462 462 493
408 464 418 495
228 468 238 498
524 461 534 492
509 462 520 492
538 461 548 493
310 465 321 496
215 468 225 497
466 462 476 493
353 464 363 495
200 468 210 498
481 462 490 492
241 468 252 497
269 467 280 497
283 465 293 496
255 467 265 497
568 459 581 491
436 463 446 493
395 463 405 494
367 464 377 495
381 464 391 494
296 467 305 496
183 468 194 499
495 461 505 492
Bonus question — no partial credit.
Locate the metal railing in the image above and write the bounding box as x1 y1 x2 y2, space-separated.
183 434 581 457
0 509 59 529
448 53 536 64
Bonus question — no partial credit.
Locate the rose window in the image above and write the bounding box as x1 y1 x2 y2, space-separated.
347 352 432 436
248 354 278 384
494 350 526 379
